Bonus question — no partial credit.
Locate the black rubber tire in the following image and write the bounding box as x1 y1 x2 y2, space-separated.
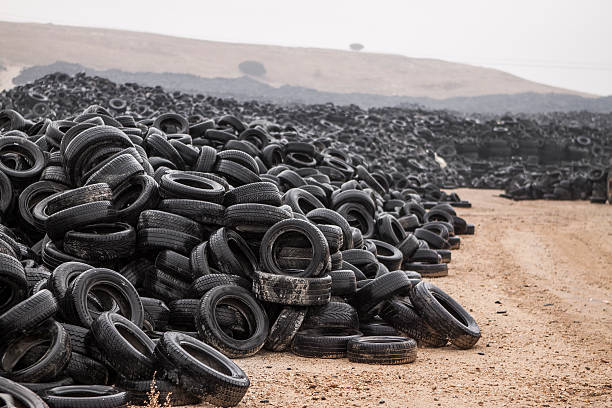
157 199 225 225
376 214 407 245
264 306 307 352
112 175 159 225
331 190 375 215
0 170 14 217
188 274 251 298
0 320 70 382
42 385 128 408
159 172 225 203
0 136 46 183
347 336 417 365
0 289 58 343
155 250 192 281
281 188 325 215
208 228 258 279
189 241 212 280
340 260 367 281
84 153 144 189
64 352 109 385
403 262 449 278
414 228 450 250
291 328 362 359
146 132 186 170
368 239 403 270
168 298 199 330
46 201 117 241
398 214 420 231
196 285 269 358
18 181 68 232
252 271 332 306
169 139 199 167
41 241 90 271
48 262 94 316
409 248 442 264
153 113 189 134
40 166 70 185
91 312 156 380
63 223 136 261
194 145 217 173
315 224 343 253
147 269 190 303
448 235 461 250
0 377 48 408
380 298 447 347
153 331 250 407
46 184 112 216
223 182 281 206
306 208 354 250
424 208 455 224
329 269 357 296
64 268 143 328
396 233 420 260
60 323 98 356
354 271 413 316
64 125 134 185
137 209 203 238
24 267 49 293
341 249 378 277
0 253 27 314
19 377 74 396
356 165 386 196
214 159 261 186
260 218 330 278
359 320 399 336
216 149 258 174
224 203 292 233
408 282 481 349
435 249 452 264
141 297 170 332
335 202 376 239
302 302 359 330
137 228 200 256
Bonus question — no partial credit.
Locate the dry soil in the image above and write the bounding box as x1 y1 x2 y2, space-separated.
187 189 611 408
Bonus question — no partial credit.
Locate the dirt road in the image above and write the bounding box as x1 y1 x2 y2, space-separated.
192 189 611 407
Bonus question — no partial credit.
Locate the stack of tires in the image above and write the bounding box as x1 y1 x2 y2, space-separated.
0 101 482 407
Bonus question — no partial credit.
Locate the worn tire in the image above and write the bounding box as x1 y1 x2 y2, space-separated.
347 336 417 365
153 331 250 407
408 282 480 349
196 285 269 358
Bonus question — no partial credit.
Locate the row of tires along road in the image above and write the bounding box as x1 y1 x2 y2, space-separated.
1 72 611 203
0 81 482 406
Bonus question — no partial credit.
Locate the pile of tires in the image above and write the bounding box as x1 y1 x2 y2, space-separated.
2 73 610 202
500 166 610 202
0 97 481 407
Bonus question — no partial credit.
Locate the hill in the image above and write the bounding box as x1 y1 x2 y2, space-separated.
0 21 590 99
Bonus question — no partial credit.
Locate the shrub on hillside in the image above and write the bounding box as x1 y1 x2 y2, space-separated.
238 60 266 77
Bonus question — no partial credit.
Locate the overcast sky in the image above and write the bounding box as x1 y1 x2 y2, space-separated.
2 0 611 96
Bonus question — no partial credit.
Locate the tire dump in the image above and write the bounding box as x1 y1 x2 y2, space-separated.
0 73 609 407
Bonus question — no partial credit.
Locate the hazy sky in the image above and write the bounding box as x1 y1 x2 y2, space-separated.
2 0 611 95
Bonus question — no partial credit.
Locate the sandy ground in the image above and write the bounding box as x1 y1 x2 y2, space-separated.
187 189 611 408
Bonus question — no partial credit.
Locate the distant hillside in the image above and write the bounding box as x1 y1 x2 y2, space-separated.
0 21 592 99
12 62 612 113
